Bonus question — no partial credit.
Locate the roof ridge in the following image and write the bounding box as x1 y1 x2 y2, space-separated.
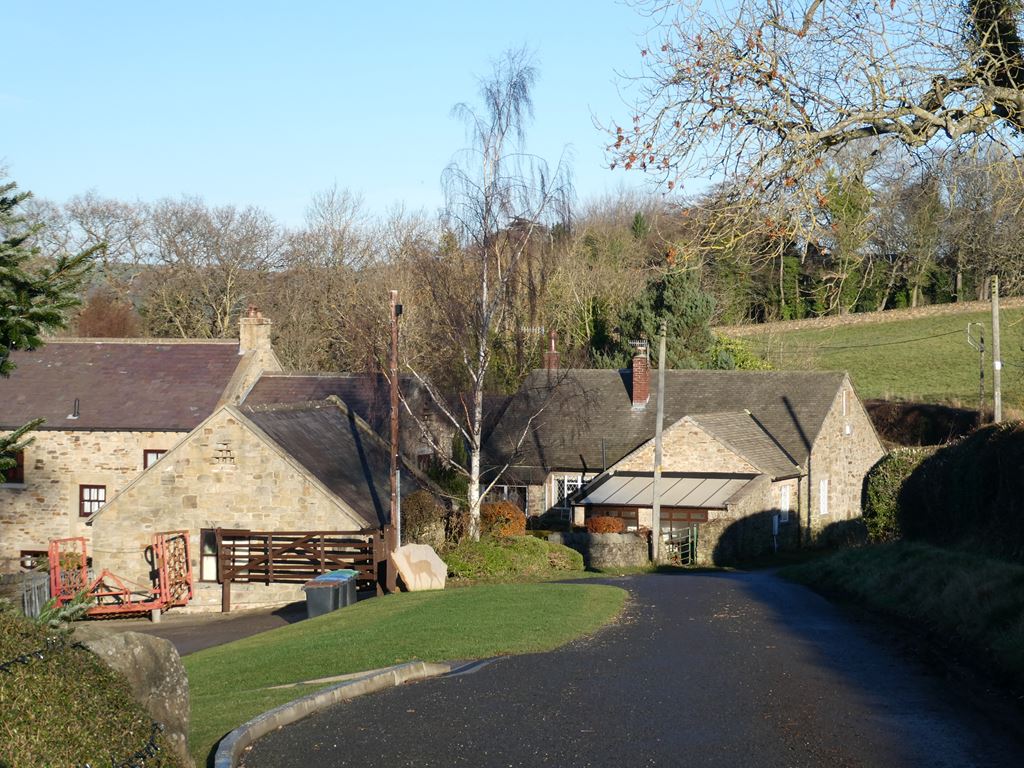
44 337 238 345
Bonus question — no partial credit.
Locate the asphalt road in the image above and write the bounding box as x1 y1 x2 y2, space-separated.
241 572 1024 767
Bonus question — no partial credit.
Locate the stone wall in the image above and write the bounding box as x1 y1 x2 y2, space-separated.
806 377 885 540
90 408 368 612
549 531 648 569
0 429 187 571
613 419 759 474
697 475 800 565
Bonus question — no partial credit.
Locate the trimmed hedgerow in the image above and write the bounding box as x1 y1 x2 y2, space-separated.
0 603 184 767
899 422 1024 560
862 447 933 542
480 501 527 537
586 516 626 534
442 535 583 580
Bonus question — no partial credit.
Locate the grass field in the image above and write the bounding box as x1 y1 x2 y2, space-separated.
739 307 1024 407
184 582 626 765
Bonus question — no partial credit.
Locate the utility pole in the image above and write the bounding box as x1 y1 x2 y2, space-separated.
387 290 402 593
992 275 1003 424
651 320 667 564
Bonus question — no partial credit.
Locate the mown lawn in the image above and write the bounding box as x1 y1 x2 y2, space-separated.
740 307 1024 406
782 542 1024 688
185 582 626 765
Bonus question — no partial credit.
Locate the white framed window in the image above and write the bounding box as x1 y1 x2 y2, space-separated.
79 484 106 517
842 388 848 417
143 449 167 469
779 485 791 523
553 475 584 508
819 478 829 516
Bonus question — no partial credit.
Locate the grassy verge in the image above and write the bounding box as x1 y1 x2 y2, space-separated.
185 582 626 764
782 542 1024 687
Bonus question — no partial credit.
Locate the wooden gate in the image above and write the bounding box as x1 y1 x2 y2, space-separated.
215 528 380 612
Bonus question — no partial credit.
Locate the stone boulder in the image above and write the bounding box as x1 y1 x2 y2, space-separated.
549 531 649 570
393 544 447 591
79 630 193 768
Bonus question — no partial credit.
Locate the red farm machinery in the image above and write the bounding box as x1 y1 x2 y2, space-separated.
48 530 194 619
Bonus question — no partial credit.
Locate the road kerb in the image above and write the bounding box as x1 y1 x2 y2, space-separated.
212 661 453 768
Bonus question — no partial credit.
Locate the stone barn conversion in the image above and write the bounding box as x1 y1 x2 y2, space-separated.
0 310 280 572
88 397 435 611
484 348 884 563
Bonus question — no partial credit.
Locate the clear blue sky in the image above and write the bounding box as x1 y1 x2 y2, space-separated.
3 1 659 225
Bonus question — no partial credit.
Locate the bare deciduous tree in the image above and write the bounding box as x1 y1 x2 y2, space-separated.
404 49 572 538
613 1 1024 202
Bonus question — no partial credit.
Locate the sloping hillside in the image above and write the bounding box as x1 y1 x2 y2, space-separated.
720 304 1024 409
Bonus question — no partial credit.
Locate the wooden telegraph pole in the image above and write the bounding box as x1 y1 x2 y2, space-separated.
387 290 402 593
651 321 667 564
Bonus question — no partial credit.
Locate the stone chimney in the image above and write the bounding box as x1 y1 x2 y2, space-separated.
543 330 560 371
631 341 650 408
239 306 273 355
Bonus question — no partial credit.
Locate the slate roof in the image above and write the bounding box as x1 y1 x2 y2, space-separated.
245 374 393 434
686 412 800 479
575 471 759 509
243 399 432 528
484 369 845 483
0 340 243 431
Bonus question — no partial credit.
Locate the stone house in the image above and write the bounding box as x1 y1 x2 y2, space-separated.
88 398 435 611
483 348 884 562
0 311 281 572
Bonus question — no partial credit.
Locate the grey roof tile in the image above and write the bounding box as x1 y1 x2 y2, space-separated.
243 399 432 528
0 340 241 431
484 369 844 476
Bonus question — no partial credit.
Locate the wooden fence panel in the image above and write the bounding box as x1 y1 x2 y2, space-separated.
215 528 379 612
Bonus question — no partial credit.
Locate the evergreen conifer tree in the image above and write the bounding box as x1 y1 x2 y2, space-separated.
0 181 93 476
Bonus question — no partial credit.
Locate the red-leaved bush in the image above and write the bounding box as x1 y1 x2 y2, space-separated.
586 516 626 534
480 501 526 537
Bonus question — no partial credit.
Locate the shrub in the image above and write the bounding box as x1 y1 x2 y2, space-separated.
0 603 184 767
862 447 932 542
402 490 447 548
899 422 1024 559
480 501 526 537
586 516 626 534
442 535 584 580
445 506 472 544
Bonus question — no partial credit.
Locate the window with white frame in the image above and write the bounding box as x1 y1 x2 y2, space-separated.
143 449 167 469
779 485 791 523
79 484 106 517
553 475 584 508
482 484 528 513
818 478 829 516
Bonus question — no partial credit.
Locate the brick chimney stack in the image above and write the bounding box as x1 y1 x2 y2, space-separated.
631 341 650 408
543 329 560 371
239 306 273 355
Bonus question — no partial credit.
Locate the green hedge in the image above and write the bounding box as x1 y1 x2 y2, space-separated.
0 603 183 767
442 535 584 580
899 422 1024 560
862 447 933 542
